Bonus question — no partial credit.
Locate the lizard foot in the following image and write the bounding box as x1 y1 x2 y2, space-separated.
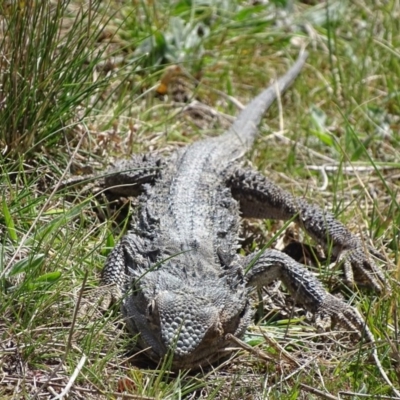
338 243 387 293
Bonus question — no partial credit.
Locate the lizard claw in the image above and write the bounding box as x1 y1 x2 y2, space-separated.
338 243 386 293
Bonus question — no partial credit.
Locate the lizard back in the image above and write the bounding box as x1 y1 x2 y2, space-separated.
134 53 308 269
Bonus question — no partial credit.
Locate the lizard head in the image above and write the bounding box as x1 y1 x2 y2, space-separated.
121 264 253 369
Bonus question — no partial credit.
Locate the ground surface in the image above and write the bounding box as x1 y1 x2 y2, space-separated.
1 1 400 399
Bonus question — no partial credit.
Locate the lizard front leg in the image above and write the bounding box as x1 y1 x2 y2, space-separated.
102 232 151 289
227 168 386 292
244 249 400 397
244 249 370 338
102 231 156 341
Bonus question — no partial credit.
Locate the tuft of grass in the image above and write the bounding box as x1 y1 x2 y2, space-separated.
0 0 115 160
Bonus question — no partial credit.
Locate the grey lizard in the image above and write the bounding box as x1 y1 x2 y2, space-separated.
99 52 395 392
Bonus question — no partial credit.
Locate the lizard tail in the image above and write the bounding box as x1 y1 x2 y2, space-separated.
223 51 308 151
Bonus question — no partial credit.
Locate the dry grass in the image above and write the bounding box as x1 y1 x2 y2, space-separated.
1 0 400 399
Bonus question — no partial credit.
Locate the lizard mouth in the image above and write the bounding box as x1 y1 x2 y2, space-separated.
141 335 233 370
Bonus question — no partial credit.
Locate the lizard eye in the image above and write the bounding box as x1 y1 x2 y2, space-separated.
147 301 155 317
146 301 159 328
